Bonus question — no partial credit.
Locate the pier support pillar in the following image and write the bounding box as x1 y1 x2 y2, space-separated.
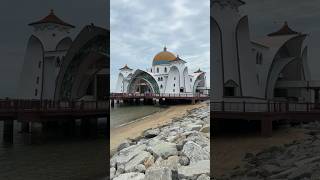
20 121 30 133
3 120 14 144
261 117 273 137
111 100 115 108
30 122 44 144
192 99 196 105
81 118 98 137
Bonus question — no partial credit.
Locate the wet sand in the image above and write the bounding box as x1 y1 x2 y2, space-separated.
212 127 309 178
110 102 206 153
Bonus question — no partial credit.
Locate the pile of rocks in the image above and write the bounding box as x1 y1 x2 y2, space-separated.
110 103 210 180
221 121 320 180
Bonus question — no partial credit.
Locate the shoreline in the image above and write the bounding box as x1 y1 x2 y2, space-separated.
110 102 206 153
213 126 309 178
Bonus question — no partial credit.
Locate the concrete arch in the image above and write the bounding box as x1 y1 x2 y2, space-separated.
193 73 206 95
127 70 160 94
211 17 224 100
56 37 72 51
166 66 180 93
54 25 108 100
116 73 125 93
18 35 45 99
182 67 190 93
265 35 307 98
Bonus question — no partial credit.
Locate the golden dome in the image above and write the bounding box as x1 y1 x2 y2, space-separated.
153 47 177 65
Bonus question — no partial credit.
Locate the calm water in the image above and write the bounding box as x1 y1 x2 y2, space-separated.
0 120 107 180
110 105 165 128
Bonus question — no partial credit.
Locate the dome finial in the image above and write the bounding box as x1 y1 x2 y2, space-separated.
164 46 167 52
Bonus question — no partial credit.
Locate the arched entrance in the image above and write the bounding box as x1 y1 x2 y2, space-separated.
127 70 159 94
55 25 109 101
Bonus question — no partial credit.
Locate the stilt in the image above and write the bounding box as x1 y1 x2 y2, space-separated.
3 119 14 144
111 100 115 108
261 117 273 137
20 121 30 133
30 122 44 144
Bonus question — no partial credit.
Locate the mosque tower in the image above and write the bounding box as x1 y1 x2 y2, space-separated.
18 10 74 100
211 0 260 100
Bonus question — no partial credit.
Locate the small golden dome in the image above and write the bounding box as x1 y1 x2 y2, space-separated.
153 46 177 65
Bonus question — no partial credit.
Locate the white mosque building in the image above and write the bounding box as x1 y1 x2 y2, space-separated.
211 0 317 103
18 10 108 101
115 47 207 95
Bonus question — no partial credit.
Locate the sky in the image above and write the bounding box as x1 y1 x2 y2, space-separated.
110 0 210 91
0 0 108 98
241 0 320 80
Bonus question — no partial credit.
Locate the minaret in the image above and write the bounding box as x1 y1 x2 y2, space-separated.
18 10 74 100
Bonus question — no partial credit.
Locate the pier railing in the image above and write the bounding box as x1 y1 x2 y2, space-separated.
211 101 319 113
0 99 108 112
110 93 209 99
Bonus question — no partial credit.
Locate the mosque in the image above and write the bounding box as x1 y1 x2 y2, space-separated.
18 10 108 101
212 0 317 103
115 47 207 95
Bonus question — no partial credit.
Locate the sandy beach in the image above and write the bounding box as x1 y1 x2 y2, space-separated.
212 127 309 178
110 102 206 153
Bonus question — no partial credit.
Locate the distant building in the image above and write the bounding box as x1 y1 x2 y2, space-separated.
18 10 108 101
212 0 312 102
115 47 207 95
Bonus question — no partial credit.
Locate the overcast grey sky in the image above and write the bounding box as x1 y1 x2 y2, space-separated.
110 0 210 91
0 0 108 98
241 0 320 80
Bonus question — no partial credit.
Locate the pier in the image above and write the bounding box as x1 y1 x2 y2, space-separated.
212 101 320 137
110 93 209 106
0 99 108 144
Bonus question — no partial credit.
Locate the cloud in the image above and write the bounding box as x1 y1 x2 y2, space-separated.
110 0 210 91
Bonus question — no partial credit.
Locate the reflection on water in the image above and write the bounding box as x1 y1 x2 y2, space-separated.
0 120 107 180
110 105 165 128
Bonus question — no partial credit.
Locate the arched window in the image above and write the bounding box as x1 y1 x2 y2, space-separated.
157 68 159 73
164 67 167 73
174 77 176 80
160 84 163 89
158 77 161 81
190 78 192 82
56 57 61 67
38 61 42 68
151 69 152 73
174 83 175 87
161 77 163 81
35 89 38 96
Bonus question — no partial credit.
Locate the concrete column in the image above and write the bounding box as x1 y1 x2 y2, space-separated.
81 118 98 137
111 100 115 108
20 121 30 133
30 122 44 144
261 117 273 137
3 120 14 144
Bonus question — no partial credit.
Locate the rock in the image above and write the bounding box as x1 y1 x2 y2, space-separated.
147 141 178 159
113 172 145 180
182 141 209 164
144 154 155 169
145 167 172 180
116 164 125 175
197 174 210 180
199 125 210 133
186 124 203 131
186 133 209 148
125 151 152 172
179 156 190 166
159 155 180 171
134 164 146 173
117 140 131 152
111 144 147 166
178 160 210 179
110 167 116 179
144 128 160 138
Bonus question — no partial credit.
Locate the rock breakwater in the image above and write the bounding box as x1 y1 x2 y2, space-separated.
110 103 210 180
